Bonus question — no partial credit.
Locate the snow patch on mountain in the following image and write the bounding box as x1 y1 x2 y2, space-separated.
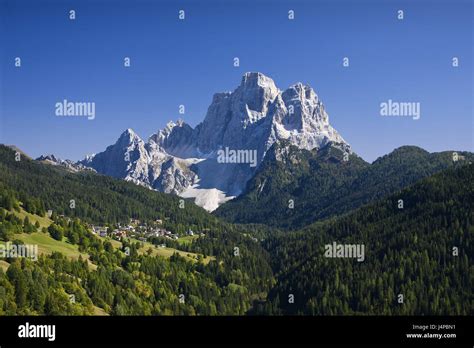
180 185 235 212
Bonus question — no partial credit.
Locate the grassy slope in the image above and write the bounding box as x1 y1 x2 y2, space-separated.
1 207 96 269
1 232 97 270
101 236 215 264
2 206 213 274
13 208 53 228
176 235 199 245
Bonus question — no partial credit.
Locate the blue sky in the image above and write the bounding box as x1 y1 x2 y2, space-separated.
1 0 472 162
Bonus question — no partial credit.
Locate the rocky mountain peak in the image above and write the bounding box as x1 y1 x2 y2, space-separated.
36 154 95 173
240 72 278 90
115 128 144 149
235 72 279 115
37 154 60 163
284 83 318 104
72 72 350 211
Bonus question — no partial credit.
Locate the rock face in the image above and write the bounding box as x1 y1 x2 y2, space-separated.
36 154 95 173
83 129 150 186
77 72 349 211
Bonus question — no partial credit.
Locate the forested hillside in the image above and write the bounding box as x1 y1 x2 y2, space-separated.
215 143 473 230
254 164 473 315
0 145 275 315
0 197 275 315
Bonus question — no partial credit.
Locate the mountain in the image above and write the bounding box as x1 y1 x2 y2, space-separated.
255 163 474 315
215 144 473 229
36 154 95 173
78 72 348 211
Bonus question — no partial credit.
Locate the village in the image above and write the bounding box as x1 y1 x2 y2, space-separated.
89 218 201 244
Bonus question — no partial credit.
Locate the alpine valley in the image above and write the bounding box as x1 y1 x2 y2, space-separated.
0 72 472 316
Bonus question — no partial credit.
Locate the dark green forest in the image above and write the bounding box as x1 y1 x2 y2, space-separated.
254 164 473 315
215 142 473 230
